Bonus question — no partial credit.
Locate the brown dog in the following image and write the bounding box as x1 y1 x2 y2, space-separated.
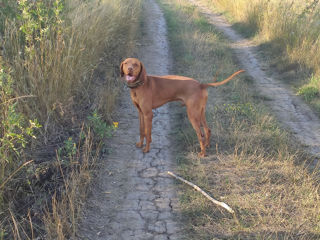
120 58 244 157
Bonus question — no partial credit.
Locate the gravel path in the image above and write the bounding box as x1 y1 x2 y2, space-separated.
78 0 182 239
189 0 320 157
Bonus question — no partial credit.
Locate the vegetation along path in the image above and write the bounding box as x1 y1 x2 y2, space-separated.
189 0 320 157
78 0 182 239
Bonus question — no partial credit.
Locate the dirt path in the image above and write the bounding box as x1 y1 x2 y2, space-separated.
78 0 181 239
189 0 320 157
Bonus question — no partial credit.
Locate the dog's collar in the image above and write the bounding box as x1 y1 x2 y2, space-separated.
126 78 144 89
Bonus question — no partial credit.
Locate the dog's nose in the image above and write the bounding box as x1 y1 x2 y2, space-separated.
128 66 133 71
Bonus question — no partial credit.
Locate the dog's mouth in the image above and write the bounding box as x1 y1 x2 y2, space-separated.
125 74 136 83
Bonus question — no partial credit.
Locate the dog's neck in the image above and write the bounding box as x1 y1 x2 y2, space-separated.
126 78 144 89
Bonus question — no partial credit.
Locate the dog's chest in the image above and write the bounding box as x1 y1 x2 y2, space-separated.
130 88 152 109
130 90 141 105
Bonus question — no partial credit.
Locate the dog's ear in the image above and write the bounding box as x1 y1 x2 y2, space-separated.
120 61 124 77
138 62 147 82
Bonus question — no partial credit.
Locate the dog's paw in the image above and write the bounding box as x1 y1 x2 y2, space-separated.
136 142 143 148
143 147 150 153
198 152 206 158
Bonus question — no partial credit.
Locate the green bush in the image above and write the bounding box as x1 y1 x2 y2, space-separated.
298 85 319 102
0 64 41 180
298 74 320 102
87 110 118 139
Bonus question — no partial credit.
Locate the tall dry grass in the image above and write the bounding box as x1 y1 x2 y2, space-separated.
206 0 320 74
43 128 99 240
0 0 141 238
202 0 320 110
3 0 139 129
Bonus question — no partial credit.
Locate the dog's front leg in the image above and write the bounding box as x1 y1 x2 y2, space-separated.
133 103 145 148
143 111 153 153
136 110 145 148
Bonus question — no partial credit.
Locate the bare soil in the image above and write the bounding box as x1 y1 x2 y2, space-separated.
78 0 182 239
189 0 320 158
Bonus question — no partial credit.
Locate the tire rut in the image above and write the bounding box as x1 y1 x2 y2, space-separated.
78 0 182 239
189 0 320 157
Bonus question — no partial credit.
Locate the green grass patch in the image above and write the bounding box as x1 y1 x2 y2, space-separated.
298 74 320 113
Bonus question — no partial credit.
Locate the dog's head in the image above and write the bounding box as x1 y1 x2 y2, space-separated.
120 58 146 86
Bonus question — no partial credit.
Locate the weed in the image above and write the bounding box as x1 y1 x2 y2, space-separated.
87 110 118 139
17 0 65 58
298 85 319 102
58 137 77 161
0 63 41 202
298 74 320 102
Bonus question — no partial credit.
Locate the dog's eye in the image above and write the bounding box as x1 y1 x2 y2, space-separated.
133 63 138 67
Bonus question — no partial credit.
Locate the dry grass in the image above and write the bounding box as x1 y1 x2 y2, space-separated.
159 0 320 238
205 0 320 73
0 0 141 238
39 0 142 237
201 0 320 112
43 128 99 240
3 0 140 129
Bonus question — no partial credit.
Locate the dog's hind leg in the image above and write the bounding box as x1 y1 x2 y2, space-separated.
187 106 206 157
201 108 211 148
142 110 153 153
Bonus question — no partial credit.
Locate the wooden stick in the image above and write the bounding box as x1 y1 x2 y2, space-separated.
167 171 234 214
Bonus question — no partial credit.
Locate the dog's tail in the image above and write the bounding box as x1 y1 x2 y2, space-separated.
201 69 245 88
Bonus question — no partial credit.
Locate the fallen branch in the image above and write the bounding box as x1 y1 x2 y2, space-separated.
167 171 234 214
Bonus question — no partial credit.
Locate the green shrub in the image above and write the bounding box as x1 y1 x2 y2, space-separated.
298 86 319 102
87 110 118 139
298 74 320 102
0 64 41 184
